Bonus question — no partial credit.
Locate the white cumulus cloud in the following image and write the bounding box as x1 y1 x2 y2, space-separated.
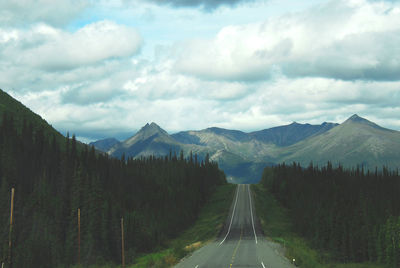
13 21 142 70
175 0 400 81
2 0 400 142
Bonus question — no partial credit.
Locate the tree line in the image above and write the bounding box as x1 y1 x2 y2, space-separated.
261 162 400 267
0 113 226 267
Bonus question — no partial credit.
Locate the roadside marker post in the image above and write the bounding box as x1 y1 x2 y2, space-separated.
8 188 15 266
121 217 125 268
78 208 81 266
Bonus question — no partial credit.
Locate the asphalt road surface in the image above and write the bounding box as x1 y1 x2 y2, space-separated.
175 184 296 268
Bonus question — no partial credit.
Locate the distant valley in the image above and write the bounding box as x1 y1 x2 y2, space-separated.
91 114 400 183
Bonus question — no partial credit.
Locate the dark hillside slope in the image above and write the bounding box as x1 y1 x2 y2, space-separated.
89 137 120 151
0 89 64 140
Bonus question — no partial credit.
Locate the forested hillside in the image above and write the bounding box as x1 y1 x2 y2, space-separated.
260 163 400 267
0 90 65 143
0 113 226 267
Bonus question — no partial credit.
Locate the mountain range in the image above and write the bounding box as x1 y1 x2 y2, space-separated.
91 114 400 183
2 88 398 184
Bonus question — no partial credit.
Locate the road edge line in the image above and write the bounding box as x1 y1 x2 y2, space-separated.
248 184 258 244
219 184 240 245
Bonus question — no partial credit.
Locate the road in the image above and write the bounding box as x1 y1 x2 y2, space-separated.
175 184 295 268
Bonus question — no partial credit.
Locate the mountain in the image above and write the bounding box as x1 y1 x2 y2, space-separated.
278 114 400 169
171 127 280 183
93 114 400 183
250 121 338 146
108 122 183 158
89 138 120 152
172 127 251 145
103 124 275 183
172 127 257 159
5 86 400 183
210 149 273 183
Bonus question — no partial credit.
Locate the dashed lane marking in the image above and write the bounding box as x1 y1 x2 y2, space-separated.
229 225 243 267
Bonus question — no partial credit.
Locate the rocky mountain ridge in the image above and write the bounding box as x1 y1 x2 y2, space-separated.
92 114 400 183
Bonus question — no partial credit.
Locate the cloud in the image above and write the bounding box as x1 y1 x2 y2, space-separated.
251 78 400 128
61 80 126 105
145 0 257 11
0 0 89 26
2 0 400 143
174 0 400 81
19 21 142 71
10 67 400 143
0 20 142 108
0 21 142 84
120 59 254 103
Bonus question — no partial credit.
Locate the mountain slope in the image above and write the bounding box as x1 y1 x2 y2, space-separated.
279 114 400 169
95 114 400 183
250 121 338 146
0 89 76 151
172 127 251 147
172 127 277 161
89 138 120 152
0 89 64 139
108 122 183 158
106 124 277 182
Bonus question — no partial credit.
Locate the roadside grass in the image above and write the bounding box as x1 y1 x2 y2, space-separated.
252 184 385 268
129 183 236 268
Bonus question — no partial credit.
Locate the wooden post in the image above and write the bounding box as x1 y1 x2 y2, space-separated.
121 217 125 268
78 208 81 266
8 188 15 266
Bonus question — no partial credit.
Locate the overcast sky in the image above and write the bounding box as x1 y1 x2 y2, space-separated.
1 0 400 142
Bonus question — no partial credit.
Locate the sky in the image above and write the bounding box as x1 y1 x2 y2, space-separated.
1 0 400 143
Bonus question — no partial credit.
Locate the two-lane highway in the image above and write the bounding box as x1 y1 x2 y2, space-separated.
175 184 295 268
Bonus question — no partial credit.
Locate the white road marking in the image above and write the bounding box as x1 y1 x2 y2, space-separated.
195 265 199 268
261 261 266 268
248 184 258 244
219 184 240 245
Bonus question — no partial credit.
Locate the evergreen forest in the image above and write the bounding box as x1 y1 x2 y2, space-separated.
0 113 226 267
261 162 400 267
